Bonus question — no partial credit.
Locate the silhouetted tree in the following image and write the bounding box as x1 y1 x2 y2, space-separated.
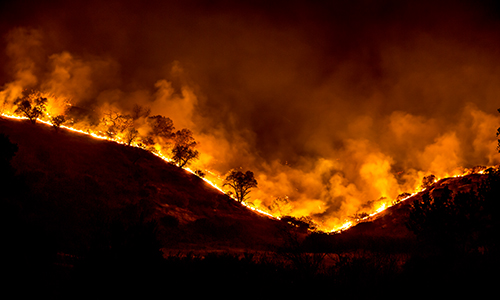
147 115 174 140
171 128 199 168
473 168 500 251
350 212 369 221
420 174 436 190
268 196 292 216
137 136 156 152
406 181 498 254
131 104 151 120
100 111 135 139
393 192 412 205
49 115 66 131
14 92 47 123
143 115 175 153
223 170 258 202
124 127 139 146
406 187 454 248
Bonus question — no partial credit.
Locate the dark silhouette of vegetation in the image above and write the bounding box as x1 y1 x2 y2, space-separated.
100 111 135 139
140 114 175 153
473 168 500 252
49 115 66 131
138 135 156 152
393 192 412 205
131 104 151 120
402 170 500 295
194 169 205 178
2 110 499 297
407 171 499 254
14 92 47 123
268 196 292 216
171 128 199 167
223 170 258 202
98 111 142 145
350 211 369 221
123 127 139 145
147 115 174 140
420 174 436 190
406 187 456 250
281 215 316 231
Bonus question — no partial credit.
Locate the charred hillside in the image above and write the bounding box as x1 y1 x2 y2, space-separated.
0 117 284 254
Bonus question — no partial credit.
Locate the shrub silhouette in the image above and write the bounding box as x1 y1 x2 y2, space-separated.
49 115 66 131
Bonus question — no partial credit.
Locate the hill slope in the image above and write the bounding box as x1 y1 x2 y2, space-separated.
2 117 498 297
333 172 493 247
0 117 283 254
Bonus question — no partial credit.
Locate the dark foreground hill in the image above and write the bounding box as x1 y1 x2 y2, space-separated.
296 168 500 296
1 116 498 297
0 117 303 297
335 173 494 244
0 117 285 254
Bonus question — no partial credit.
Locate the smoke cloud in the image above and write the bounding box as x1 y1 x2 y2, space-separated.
2 0 500 229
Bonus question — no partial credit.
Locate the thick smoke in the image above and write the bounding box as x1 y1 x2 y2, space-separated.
2 0 500 230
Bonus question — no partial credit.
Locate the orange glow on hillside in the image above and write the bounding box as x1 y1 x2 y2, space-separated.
1 109 278 220
4 107 495 233
1 88 499 233
328 166 494 233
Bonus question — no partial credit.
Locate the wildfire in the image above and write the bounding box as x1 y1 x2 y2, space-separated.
329 165 495 233
1 108 278 220
1 100 496 233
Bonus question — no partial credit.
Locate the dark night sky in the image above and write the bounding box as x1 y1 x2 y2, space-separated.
2 0 500 229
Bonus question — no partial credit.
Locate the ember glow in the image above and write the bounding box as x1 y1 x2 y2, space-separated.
2 0 500 232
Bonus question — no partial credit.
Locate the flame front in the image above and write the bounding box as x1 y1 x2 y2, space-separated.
2 105 496 232
329 166 496 233
1 105 278 221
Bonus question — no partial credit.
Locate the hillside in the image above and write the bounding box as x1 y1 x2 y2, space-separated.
323 171 496 253
1 116 498 297
345 173 488 236
0 116 284 255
